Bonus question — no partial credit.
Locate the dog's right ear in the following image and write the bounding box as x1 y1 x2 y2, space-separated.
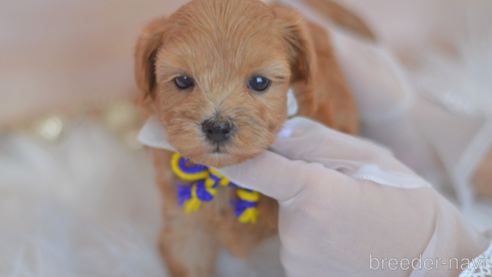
134 17 167 110
270 4 316 85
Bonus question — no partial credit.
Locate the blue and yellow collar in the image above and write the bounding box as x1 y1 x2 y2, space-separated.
170 153 260 224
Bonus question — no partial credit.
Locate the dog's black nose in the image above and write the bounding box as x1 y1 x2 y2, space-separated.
202 119 233 143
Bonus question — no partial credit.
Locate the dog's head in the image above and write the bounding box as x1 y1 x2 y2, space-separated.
135 0 315 167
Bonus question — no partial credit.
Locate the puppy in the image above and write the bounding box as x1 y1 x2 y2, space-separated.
134 0 365 276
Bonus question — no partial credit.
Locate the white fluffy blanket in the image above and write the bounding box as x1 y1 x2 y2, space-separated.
0 122 285 277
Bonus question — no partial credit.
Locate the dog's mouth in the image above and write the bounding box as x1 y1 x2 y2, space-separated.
212 145 223 154
170 135 264 168
210 140 233 154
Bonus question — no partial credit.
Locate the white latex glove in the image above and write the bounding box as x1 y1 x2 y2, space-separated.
139 116 491 277
334 28 492 207
217 117 491 277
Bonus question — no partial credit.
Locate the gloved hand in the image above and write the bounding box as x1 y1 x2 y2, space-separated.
216 117 491 277
331 29 492 206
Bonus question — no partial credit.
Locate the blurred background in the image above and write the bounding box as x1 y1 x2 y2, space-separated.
1 0 491 276
2 0 492 126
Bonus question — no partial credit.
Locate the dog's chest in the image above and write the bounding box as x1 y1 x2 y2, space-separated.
212 186 238 216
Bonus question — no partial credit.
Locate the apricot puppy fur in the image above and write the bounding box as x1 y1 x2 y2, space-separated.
135 0 359 276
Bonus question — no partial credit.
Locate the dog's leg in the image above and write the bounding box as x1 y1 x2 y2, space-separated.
209 187 278 259
159 213 218 277
153 149 219 277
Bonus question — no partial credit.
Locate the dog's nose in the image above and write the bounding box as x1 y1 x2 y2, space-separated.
202 119 233 143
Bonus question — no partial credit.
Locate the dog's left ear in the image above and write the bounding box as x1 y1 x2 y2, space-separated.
271 4 316 84
134 16 168 111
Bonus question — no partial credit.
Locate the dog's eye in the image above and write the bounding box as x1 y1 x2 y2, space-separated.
174 75 194 90
248 76 271 92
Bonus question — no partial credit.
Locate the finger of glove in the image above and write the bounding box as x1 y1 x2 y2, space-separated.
218 149 341 201
275 117 414 175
